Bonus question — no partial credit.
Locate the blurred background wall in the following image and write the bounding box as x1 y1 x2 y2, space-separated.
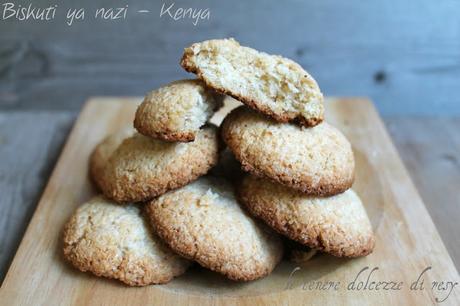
1 0 459 115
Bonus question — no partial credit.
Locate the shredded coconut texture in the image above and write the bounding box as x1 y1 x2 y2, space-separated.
181 38 324 126
63 196 190 286
134 79 223 142
238 176 375 258
145 177 284 281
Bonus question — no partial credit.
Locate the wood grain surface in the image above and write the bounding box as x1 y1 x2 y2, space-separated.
386 118 460 272
0 111 75 280
0 97 458 305
1 0 459 115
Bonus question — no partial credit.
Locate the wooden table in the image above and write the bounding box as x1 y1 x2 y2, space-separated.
0 111 459 285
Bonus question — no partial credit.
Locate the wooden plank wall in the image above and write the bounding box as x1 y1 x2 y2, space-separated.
1 0 459 114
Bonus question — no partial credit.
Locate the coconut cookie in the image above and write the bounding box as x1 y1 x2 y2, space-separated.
238 175 375 258
98 126 219 203
221 106 354 196
90 126 135 187
134 79 223 142
62 196 190 286
145 177 284 281
181 38 324 126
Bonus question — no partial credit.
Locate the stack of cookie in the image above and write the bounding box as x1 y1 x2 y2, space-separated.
62 38 374 287
183 39 375 259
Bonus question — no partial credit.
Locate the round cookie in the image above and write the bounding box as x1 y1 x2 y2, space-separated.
90 126 135 186
97 126 219 203
62 196 190 286
237 175 375 258
221 106 354 196
181 38 324 127
144 177 284 281
134 79 222 142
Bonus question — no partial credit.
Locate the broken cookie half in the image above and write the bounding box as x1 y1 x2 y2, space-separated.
181 38 324 127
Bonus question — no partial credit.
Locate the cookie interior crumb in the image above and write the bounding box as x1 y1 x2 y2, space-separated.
181 38 324 125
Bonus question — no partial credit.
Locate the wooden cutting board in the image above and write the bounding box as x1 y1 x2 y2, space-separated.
1 97 458 306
